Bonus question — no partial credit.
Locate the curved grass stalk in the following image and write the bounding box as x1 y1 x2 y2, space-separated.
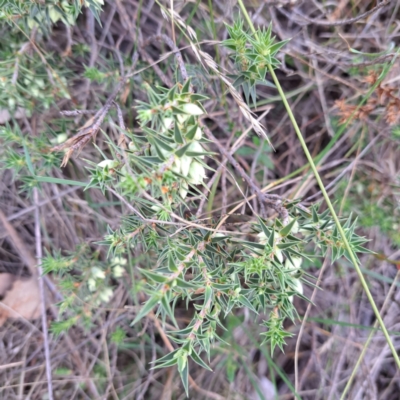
237 0 400 376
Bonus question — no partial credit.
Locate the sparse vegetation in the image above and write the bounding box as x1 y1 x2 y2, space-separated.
1 1 400 399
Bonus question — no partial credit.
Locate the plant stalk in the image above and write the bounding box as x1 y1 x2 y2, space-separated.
237 0 400 372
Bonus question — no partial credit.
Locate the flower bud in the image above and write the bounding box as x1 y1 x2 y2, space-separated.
194 127 203 140
171 157 181 174
284 256 302 272
187 161 206 185
188 141 205 158
50 133 68 145
182 103 204 116
275 248 283 263
180 155 192 177
179 181 188 199
97 159 118 169
112 265 124 278
257 231 268 244
49 6 63 23
161 117 174 132
99 288 113 303
88 278 96 292
91 267 106 279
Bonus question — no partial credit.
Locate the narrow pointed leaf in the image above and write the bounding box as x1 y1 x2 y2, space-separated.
280 218 297 237
190 350 213 371
174 124 184 144
175 142 192 158
131 295 160 326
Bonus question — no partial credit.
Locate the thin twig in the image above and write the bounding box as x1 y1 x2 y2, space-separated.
33 188 53 400
6 187 80 223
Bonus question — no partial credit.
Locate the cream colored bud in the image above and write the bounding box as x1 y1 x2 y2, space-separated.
171 158 181 174
290 218 300 234
97 159 118 169
188 141 205 158
180 155 192 177
187 161 206 185
182 103 204 116
8 98 16 110
99 288 113 303
85 0 104 6
257 231 268 245
293 278 303 295
275 248 283 263
111 257 127 266
50 133 68 145
179 181 188 199
49 7 63 23
161 117 174 132
91 267 106 279
112 265 125 278
194 127 203 140
284 256 302 271
88 278 96 292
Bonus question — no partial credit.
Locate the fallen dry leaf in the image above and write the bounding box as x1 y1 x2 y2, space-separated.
0 274 41 326
0 273 16 297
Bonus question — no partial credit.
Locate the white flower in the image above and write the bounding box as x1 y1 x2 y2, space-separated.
182 103 204 116
50 133 68 145
289 218 299 234
292 278 303 295
8 98 16 110
97 159 118 169
112 257 127 266
257 231 268 245
88 278 96 292
99 288 113 303
275 248 283 263
180 155 192 177
112 265 125 278
91 267 106 280
171 157 181 174
188 141 205 159
179 181 188 199
194 127 203 140
49 6 63 23
84 0 104 6
161 117 174 132
187 161 206 185
288 278 304 303
284 256 302 272
111 257 127 278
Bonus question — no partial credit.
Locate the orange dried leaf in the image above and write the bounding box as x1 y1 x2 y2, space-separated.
0 275 42 326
